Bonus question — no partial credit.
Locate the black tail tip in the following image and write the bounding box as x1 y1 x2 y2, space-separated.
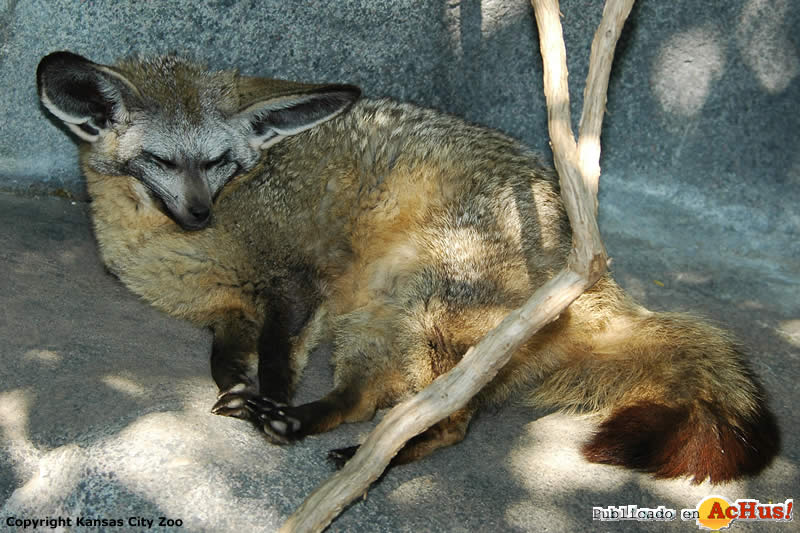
582 401 780 484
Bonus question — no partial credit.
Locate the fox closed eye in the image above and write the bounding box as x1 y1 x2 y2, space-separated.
203 149 231 171
142 151 177 170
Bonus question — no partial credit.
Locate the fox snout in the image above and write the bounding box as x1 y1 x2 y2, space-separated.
166 172 214 231
140 162 215 231
157 193 213 231
178 201 212 231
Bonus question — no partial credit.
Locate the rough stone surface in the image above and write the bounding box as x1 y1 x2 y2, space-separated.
1 192 796 532
1 0 798 531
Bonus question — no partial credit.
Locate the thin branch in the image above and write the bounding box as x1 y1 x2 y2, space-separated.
280 1 635 530
531 0 615 278
578 0 636 199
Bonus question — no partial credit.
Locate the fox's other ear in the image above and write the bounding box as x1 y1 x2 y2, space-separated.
37 51 139 142
235 77 361 149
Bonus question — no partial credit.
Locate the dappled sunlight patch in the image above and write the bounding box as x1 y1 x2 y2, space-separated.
2 405 293 528
58 248 79 266
0 390 33 435
166 456 194 468
2 445 88 516
23 349 62 366
480 0 530 37
101 374 149 398
736 0 799 93
386 474 438 506
671 271 713 285
639 457 797 514
776 319 800 349
427 225 493 283
639 473 745 509
507 413 629 494
651 26 725 117
0 389 41 480
108 412 284 530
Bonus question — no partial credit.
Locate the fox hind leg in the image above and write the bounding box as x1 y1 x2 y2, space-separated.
323 269 521 467
328 405 477 469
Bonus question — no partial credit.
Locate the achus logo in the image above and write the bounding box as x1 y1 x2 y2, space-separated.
695 496 793 531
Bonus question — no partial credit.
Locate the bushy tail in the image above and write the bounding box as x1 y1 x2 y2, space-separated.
532 285 780 484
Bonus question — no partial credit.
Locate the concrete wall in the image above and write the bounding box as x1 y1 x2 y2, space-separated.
2 0 798 289
1 3 798 526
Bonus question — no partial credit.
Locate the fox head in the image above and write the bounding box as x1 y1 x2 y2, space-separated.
37 51 361 230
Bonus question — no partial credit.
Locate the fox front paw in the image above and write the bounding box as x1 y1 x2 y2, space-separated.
211 383 258 420
245 396 302 445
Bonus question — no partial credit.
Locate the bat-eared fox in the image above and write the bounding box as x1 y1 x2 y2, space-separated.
36 50 779 482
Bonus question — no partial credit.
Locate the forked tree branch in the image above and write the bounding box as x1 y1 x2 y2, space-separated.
280 1 635 531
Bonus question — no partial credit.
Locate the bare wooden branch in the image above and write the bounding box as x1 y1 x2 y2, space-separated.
578 0 637 199
531 0 620 279
280 1 635 531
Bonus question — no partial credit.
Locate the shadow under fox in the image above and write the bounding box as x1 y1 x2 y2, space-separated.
37 51 779 483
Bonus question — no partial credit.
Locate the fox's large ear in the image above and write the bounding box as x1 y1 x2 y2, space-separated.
235 77 361 149
36 51 140 142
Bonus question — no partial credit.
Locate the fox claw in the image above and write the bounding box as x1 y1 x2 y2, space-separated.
212 386 302 444
245 397 302 444
211 383 257 419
